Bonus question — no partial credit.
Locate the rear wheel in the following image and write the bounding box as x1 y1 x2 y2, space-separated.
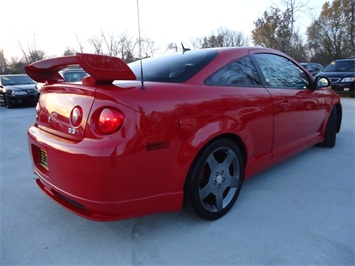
185 139 244 220
319 108 337 148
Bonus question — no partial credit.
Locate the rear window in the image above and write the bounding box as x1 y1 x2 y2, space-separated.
129 50 218 83
323 60 355 72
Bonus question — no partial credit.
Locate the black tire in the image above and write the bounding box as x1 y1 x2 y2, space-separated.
0 94 4 106
5 95 11 108
185 139 244 220
319 108 337 148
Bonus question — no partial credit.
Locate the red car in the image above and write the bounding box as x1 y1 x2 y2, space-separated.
25 47 342 221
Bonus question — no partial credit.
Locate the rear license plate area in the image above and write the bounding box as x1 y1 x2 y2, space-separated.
40 149 49 170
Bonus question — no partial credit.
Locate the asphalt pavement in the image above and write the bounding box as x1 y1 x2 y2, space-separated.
1 98 354 265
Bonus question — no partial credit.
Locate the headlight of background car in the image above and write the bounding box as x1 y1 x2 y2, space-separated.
11 90 28 96
341 77 355 82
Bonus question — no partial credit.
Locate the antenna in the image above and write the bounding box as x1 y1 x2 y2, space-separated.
136 0 145 90
181 43 191 54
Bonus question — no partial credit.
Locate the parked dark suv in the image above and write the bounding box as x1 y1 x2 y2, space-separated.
315 58 355 98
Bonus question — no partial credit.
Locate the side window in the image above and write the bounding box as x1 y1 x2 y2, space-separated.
254 54 310 89
206 56 261 86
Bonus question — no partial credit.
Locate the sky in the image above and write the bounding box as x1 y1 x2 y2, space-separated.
2 0 327 60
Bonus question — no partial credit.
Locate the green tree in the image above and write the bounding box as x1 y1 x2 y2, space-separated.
251 0 310 62
307 0 355 65
252 7 292 52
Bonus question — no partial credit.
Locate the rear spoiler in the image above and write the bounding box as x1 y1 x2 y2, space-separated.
25 53 136 84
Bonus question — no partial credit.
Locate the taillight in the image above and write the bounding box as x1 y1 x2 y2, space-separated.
70 106 83 127
97 108 124 134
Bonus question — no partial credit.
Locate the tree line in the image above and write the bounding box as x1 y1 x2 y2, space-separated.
0 0 353 74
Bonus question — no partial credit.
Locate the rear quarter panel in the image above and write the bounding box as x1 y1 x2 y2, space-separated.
117 82 274 190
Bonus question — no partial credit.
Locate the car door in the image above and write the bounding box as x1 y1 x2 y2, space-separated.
252 53 327 160
205 55 274 177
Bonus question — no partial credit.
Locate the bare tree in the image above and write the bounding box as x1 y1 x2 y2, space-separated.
192 27 249 49
165 43 179 53
100 30 120 56
137 37 157 59
75 34 84 53
274 0 310 34
87 29 157 62
0 49 7 74
117 32 134 59
88 35 104 54
63 47 77 56
17 38 45 65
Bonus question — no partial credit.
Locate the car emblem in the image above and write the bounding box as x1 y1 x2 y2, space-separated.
68 128 76 135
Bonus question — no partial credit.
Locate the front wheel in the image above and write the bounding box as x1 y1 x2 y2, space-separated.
185 139 244 220
318 108 337 148
4 95 12 108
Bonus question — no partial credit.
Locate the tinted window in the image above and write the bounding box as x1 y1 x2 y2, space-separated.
0 75 35 86
129 50 218 83
206 56 261 86
323 60 355 72
255 54 310 88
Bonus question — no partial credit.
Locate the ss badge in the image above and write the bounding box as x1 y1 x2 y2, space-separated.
68 128 76 135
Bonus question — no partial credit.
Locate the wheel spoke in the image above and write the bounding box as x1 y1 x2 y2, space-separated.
190 140 244 219
225 175 239 187
223 150 235 168
199 181 213 200
215 192 224 211
206 154 218 171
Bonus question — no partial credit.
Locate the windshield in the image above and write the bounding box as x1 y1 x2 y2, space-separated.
1 75 35 86
129 50 218 83
323 60 355 72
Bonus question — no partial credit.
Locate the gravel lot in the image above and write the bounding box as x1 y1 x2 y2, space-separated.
1 97 354 265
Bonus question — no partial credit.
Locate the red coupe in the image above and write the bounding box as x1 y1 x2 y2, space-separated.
25 47 342 221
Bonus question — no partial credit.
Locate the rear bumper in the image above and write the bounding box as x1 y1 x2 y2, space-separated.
28 125 183 221
34 177 183 221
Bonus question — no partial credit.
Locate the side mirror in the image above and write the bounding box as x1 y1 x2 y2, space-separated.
316 77 331 88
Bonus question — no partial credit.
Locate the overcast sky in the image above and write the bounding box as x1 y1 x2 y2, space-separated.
2 0 326 60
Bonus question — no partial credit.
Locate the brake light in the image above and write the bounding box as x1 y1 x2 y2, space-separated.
97 108 124 134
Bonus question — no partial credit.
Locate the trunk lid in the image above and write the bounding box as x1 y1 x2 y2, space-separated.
36 84 96 141
25 53 138 141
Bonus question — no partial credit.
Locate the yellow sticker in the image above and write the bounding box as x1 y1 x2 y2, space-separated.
2 77 9 80
331 61 336 65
